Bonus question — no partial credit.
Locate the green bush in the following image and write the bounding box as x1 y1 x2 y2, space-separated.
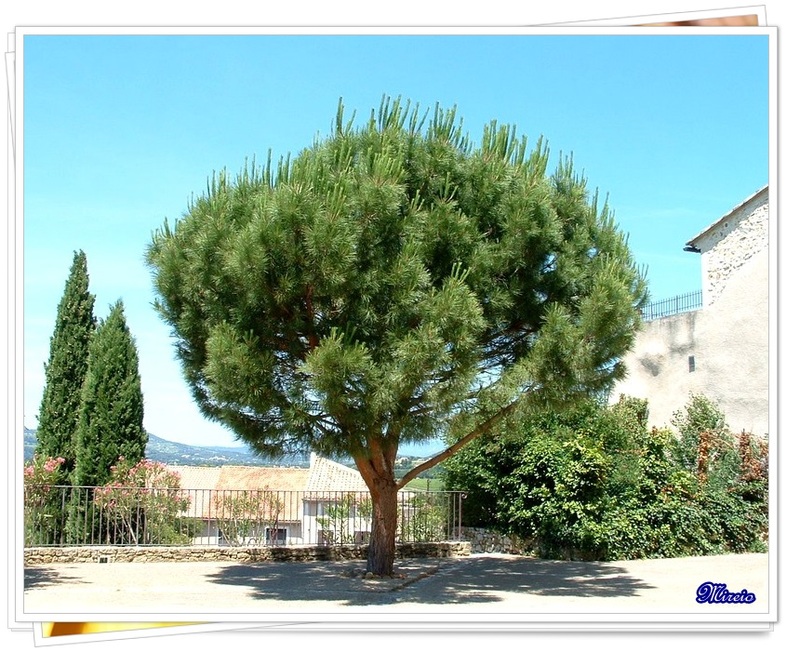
443 394 768 560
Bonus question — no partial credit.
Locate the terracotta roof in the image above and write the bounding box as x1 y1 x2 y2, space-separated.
167 464 310 522
167 466 222 491
218 466 309 492
305 453 369 495
167 465 310 492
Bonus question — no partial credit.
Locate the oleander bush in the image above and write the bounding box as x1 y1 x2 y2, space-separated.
92 457 191 545
23 455 68 546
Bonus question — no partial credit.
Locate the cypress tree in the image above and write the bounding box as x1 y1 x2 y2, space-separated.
35 250 96 476
73 300 148 488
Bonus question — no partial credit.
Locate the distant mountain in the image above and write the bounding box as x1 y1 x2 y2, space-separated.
144 432 311 467
22 428 440 469
22 428 309 467
23 427 37 462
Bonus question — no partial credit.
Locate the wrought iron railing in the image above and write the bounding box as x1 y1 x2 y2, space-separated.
641 290 703 321
23 485 465 548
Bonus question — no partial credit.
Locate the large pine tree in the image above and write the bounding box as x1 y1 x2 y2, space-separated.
35 250 96 475
147 97 648 574
73 300 148 488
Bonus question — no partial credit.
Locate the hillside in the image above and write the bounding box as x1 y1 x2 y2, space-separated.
22 428 308 467
23 428 440 471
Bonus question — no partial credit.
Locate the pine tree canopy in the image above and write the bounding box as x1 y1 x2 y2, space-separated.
74 300 147 487
35 250 96 473
146 96 649 466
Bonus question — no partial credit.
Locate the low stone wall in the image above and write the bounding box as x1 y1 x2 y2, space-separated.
459 527 529 555
24 541 471 566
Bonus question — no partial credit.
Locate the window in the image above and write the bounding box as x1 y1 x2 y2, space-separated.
265 527 287 545
689 355 696 372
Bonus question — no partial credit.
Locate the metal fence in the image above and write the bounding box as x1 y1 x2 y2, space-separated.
23 485 465 548
641 290 703 321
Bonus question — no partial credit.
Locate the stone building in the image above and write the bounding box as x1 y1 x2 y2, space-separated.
610 186 771 436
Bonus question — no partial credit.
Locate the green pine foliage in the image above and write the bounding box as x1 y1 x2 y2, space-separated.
147 97 647 458
73 300 148 488
146 96 649 574
443 395 768 561
35 251 96 475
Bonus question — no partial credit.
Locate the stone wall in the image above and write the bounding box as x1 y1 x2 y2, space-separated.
24 541 471 566
696 189 768 306
459 527 529 554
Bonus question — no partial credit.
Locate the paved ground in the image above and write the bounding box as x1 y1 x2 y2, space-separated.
22 552 772 623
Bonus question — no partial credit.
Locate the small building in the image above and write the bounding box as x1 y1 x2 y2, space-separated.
169 463 310 546
169 454 421 547
302 453 371 545
610 186 770 436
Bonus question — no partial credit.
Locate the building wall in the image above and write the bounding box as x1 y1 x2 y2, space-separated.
610 193 770 437
695 189 769 306
200 519 303 546
303 499 371 545
610 310 704 429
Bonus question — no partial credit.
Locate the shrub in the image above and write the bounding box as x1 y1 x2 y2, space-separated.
92 458 190 545
23 455 68 545
214 490 286 546
443 394 768 560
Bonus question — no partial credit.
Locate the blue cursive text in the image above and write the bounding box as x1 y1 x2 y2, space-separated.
696 581 756 604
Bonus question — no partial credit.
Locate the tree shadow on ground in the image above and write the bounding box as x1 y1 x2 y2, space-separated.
207 556 655 607
24 567 89 590
207 559 422 606
392 556 655 605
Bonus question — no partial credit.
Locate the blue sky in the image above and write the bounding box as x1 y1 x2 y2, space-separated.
20 30 771 451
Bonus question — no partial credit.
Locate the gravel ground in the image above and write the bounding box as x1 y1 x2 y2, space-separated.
22 552 772 623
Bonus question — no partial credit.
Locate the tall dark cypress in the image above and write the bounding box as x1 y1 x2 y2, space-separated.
73 300 148 488
35 250 96 475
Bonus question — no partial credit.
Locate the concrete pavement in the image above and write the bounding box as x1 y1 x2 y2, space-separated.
22 552 772 623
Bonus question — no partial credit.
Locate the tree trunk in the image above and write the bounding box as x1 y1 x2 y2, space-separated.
354 442 400 576
366 479 399 576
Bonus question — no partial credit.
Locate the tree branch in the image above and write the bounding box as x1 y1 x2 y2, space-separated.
396 397 522 489
304 285 320 351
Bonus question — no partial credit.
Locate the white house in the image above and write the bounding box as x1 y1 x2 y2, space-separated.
169 454 421 547
169 463 310 546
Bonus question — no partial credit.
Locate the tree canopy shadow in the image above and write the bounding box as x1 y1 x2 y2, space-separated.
24 567 90 590
392 555 655 605
207 559 421 606
207 555 655 607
